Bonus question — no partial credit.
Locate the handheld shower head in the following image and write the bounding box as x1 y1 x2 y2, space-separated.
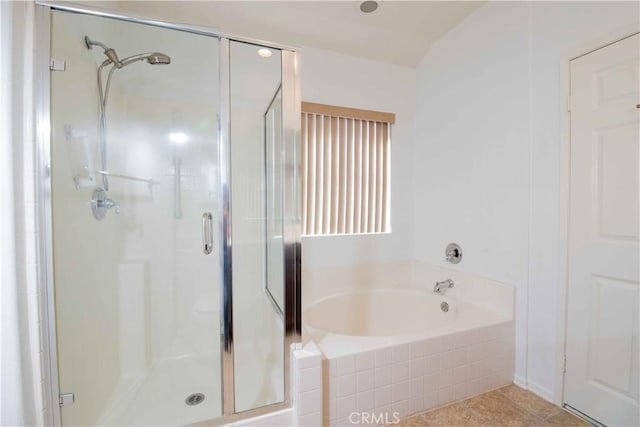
146 53 171 65
120 52 171 67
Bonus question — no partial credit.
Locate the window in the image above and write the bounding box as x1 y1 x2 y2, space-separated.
301 102 395 236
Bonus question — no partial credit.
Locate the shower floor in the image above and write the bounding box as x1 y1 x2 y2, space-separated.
99 352 222 426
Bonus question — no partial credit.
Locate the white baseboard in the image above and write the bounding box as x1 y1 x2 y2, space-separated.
512 375 558 405
513 374 527 389
527 380 555 404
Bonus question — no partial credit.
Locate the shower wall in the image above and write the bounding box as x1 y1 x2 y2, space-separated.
51 12 221 425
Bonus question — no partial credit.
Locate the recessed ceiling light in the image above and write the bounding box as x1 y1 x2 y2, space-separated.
360 0 379 13
257 48 272 58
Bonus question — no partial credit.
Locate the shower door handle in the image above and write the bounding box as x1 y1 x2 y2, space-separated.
202 212 213 255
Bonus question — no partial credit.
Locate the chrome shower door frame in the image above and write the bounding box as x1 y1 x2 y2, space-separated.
34 3 301 426
34 5 61 427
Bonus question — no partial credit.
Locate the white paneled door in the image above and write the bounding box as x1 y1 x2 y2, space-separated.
565 33 640 426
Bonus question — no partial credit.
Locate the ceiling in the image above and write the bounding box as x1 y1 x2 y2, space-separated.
109 1 485 67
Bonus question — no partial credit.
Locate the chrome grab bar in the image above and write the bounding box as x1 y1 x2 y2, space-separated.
202 212 213 255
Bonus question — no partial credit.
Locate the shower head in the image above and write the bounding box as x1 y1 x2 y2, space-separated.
146 52 171 65
85 36 122 68
85 36 171 68
120 52 172 67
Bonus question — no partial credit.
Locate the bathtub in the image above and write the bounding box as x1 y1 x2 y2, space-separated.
303 288 515 426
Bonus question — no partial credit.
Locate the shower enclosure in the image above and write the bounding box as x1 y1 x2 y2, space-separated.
36 3 300 426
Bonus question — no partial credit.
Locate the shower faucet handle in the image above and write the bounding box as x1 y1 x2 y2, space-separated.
101 198 120 214
91 187 120 220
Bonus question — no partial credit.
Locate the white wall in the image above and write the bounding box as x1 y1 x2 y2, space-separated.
300 47 418 268
528 1 638 401
1 2 24 425
412 0 531 397
411 0 639 402
0 1 45 425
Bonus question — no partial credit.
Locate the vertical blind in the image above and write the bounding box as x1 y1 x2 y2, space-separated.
301 102 395 236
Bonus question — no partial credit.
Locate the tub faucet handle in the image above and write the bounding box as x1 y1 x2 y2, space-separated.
445 243 462 264
434 279 454 294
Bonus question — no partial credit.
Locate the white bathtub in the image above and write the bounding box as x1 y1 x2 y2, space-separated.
302 288 515 426
304 289 511 358
305 290 458 337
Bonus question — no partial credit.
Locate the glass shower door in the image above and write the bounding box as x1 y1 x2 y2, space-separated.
50 10 221 426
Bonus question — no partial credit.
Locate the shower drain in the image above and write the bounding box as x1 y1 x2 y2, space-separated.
185 393 205 406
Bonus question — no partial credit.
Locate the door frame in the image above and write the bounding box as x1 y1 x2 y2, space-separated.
556 26 640 407
34 2 301 425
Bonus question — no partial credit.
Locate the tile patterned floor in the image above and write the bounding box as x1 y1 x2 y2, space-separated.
392 384 590 427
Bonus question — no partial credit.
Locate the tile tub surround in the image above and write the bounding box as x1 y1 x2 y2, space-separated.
294 345 324 426
392 385 588 427
323 321 515 426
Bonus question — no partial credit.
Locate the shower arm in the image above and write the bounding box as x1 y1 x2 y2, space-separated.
86 37 110 53
85 36 122 69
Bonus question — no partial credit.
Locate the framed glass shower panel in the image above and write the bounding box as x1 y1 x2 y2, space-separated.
229 40 286 413
49 10 222 426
